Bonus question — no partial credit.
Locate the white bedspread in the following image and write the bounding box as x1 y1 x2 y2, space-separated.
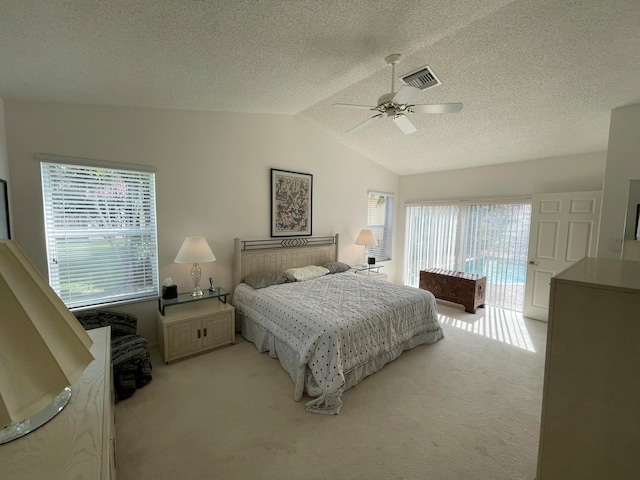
233 272 443 414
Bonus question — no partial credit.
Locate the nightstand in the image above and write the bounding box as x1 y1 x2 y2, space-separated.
157 288 235 363
351 264 388 280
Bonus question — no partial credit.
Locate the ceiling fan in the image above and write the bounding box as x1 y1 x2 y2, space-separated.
333 54 463 134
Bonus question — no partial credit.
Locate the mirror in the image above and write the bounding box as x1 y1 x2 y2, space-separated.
622 179 640 260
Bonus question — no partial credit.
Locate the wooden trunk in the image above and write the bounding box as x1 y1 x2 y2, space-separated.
419 268 486 313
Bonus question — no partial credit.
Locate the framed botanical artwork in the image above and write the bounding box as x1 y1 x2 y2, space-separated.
0 179 10 239
271 169 312 237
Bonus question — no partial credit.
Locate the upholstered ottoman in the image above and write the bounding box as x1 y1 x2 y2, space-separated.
74 309 152 401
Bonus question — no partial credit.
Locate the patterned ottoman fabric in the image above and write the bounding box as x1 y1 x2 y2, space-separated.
74 309 138 337
74 309 152 401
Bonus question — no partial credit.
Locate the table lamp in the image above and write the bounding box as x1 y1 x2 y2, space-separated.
0 240 94 445
355 229 377 265
174 236 216 296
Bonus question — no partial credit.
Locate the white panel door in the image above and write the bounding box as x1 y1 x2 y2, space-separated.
523 191 601 321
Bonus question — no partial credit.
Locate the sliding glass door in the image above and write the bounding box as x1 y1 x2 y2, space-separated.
405 201 531 311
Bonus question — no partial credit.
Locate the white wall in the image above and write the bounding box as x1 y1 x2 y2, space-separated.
397 152 606 279
4 100 399 343
0 99 8 181
597 103 640 258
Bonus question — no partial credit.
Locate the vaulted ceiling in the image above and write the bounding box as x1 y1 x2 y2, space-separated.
1 0 639 175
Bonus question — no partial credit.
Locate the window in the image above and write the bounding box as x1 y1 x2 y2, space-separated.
404 201 531 311
367 191 393 261
40 157 158 309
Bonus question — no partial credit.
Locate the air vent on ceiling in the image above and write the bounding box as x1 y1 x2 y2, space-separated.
400 65 441 91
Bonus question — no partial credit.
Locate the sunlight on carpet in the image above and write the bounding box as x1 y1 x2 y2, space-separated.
438 305 536 352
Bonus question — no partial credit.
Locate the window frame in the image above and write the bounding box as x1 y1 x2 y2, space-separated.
367 190 394 262
39 154 159 309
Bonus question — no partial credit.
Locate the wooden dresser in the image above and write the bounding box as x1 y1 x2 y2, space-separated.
419 268 486 313
537 258 640 479
0 327 116 480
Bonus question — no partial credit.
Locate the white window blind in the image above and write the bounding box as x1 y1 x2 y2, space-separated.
41 160 159 309
404 201 531 311
367 191 393 261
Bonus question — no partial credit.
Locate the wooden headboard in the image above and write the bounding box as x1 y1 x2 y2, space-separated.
233 234 339 292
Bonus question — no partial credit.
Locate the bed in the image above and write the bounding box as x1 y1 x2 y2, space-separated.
232 235 443 414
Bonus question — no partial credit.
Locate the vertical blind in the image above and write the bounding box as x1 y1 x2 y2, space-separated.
405 201 531 311
41 161 159 308
367 191 393 261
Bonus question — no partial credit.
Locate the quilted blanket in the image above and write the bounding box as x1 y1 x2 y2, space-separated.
233 272 443 413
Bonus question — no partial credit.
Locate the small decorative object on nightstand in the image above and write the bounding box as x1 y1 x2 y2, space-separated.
162 278 178 299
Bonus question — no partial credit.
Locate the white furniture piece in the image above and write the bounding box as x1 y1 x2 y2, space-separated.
0 327 115 480
537 257 640 480
157 294 235 363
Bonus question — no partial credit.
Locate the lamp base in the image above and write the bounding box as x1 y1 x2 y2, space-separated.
190 262 203 296
362 247 369 265
0 386 72 445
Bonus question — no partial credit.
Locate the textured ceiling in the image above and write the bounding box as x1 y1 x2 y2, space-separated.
1 0 639 175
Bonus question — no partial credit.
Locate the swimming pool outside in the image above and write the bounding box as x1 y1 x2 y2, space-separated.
463 256 527 284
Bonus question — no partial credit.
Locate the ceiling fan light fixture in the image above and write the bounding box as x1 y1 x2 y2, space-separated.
393 114 417 135
333 54 462 134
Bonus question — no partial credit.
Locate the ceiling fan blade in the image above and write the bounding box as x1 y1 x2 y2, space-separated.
347 113 384 133
393 114 417 134
333 103 376 110
392 85 419 105
410 103 463 114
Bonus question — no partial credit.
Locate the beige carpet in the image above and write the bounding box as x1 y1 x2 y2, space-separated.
115 303 547 480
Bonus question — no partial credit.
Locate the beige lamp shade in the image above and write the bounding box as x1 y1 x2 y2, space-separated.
0 240 94 429
355 229 377 246
174 236 216 263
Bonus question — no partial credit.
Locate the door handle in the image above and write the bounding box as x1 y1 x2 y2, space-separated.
528 261 539 266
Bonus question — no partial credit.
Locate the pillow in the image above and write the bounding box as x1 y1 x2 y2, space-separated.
324 261 351 274
244 271 288 289
282 271 297 283
284 265 330 282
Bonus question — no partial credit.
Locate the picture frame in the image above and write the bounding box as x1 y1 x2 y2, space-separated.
0 179 10 240
271 168 312 237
